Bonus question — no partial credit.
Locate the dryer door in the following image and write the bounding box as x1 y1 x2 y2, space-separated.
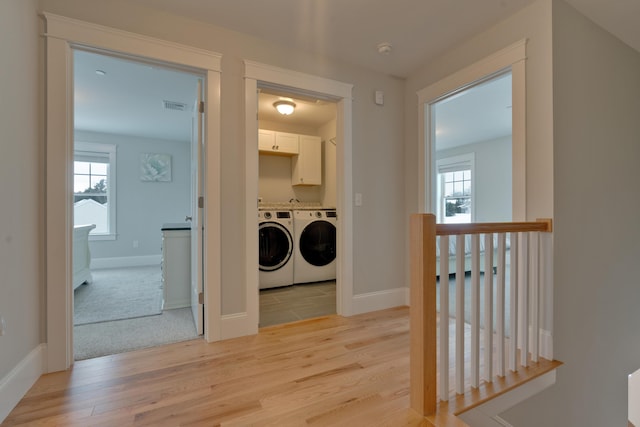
259 222 293 271
298 220 337 267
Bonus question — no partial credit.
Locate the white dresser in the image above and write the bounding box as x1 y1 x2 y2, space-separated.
161 224 191 309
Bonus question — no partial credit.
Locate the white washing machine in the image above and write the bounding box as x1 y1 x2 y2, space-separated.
293 210 337 284
258 210 294 289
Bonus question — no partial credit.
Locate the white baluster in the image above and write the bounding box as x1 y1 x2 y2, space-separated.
483 233 494 382
455 234 465 394
509 232 519 372
520 232 529 368
496 233 506 377
439 235 450 401
530 232 540 362
471 234 480 388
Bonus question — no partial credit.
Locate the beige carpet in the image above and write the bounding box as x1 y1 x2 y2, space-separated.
74 265 163 325
74 307 198 360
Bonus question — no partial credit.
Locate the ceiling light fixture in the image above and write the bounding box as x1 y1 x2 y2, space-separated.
273 100 296 115
95 69 106 76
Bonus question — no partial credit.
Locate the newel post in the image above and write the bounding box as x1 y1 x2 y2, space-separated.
410 213 437 416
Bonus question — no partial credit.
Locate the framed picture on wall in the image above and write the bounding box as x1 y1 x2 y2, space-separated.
140 153 172 182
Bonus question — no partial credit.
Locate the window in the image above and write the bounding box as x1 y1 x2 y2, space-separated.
436 153 474 224
74 142 116 239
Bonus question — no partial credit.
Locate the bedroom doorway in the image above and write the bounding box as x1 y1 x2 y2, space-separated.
431 71 513 223
417 40 526 221
71 49 204 360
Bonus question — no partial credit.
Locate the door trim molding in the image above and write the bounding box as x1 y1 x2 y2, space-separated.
43 13 222 372
244 60 354 336
417 39 527 220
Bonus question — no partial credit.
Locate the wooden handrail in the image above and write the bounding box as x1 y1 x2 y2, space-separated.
436 218 552 236
410 214 554 420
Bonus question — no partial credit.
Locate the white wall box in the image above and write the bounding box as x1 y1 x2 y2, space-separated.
258 130 299 156
292 135 322 186
161 226 191 309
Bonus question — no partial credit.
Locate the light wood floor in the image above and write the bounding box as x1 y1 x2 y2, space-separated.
4 307 560 426
4 307 427 426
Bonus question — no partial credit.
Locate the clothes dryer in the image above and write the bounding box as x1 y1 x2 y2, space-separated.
293 210 337 284
258 210 294 289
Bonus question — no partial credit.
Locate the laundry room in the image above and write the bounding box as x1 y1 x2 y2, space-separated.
257 87 338 327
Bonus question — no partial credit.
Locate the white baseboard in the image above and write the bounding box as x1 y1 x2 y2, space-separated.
91 255 161 269
458 369 556 426
220 312 249 340
0 344 47 423
351 287 409 315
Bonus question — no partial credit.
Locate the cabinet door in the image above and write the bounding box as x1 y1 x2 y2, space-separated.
292 135 321 186
275 132 299 154
258 129 276 152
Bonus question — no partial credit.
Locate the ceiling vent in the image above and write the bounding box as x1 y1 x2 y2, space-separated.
163 100 188 111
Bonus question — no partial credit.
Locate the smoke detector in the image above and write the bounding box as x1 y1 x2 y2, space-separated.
377 42 393 55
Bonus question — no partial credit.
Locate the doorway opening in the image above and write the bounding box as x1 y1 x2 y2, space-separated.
256 85 338 327
432 71 513 223
71 49 204 360
243 61 354 336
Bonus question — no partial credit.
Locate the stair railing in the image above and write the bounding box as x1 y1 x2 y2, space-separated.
409 213 553 417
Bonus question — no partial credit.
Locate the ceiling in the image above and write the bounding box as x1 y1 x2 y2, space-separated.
434 72 512 151
125 0 640 79
74 50 201 142
74 0 640 144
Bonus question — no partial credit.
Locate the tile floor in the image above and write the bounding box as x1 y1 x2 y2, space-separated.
259 280 336 327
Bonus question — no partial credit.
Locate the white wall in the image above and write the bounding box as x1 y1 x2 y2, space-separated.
504 1 640 425
258 154 321 202
40 0 406 312
0 0 42 411
436 136 512 222
75 131 190 260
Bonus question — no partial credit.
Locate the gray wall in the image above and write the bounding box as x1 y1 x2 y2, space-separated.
75 131 191 260
436 136 512 222
0 0 42 381
504 1 640 425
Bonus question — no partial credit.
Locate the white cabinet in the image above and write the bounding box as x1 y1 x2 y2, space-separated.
292 135 322 186
161 226 191 309
258 130 299 156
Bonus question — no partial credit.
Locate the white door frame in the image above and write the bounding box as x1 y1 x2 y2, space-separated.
417 40 527 220
244 61 354 333
43 13 222 372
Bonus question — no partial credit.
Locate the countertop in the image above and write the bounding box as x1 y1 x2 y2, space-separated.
258 201 335 211
161 222 191 231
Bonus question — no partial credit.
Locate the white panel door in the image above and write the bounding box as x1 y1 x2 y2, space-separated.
191 79 204 335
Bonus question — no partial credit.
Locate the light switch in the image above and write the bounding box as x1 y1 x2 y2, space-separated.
355 192 363 206
375 90 384 106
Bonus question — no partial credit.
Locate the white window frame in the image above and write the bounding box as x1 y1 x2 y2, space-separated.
436 153 475 223
74 141 117 241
